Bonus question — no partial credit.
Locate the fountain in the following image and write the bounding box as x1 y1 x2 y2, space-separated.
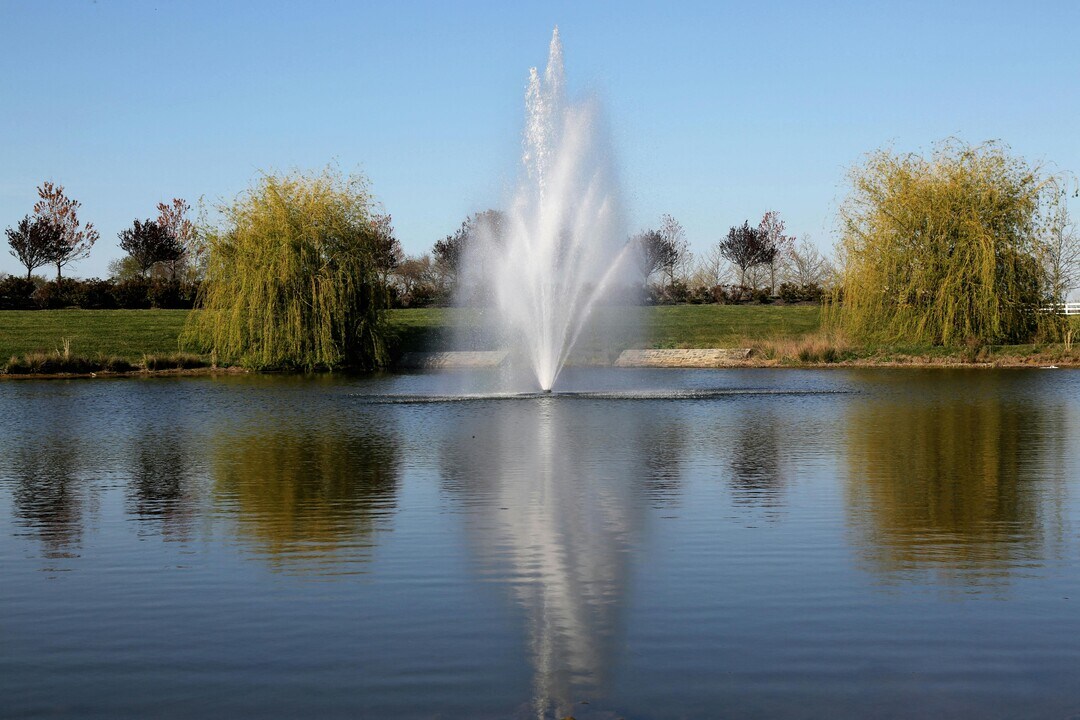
461 28 636 392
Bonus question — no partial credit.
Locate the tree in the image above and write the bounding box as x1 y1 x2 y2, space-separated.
156 199 197 280
690 244 733 289
181 169 389 370
1041 186 1080 305
658 213 691 289
783 236 834 287
107 255 145 281
831 140 1055 345
118 218 184 276
5 215 64 279
370 213 403 286
33 182 99 280
757 211 795 294
393 253 441 306
632 228 674 288
433 225 466 290
719 221 775 288
433 209 505 293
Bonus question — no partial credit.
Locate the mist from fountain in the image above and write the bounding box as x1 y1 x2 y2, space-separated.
463 28 635 392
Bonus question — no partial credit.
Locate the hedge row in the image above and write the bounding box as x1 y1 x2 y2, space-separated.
0 276 199 310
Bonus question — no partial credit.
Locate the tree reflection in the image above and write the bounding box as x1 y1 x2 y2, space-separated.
212 421 400 574
126 431 197 541
728 407 788 513
10 441 85 559
639 415 686 509
846 393 1068 586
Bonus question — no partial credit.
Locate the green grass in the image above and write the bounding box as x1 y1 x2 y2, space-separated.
0 309 190 361
1 306 823 363
644 304 821 348
3 305 1072 372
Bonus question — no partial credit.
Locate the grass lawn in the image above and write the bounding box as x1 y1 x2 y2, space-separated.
0 305 824 362
4 305 1072 369
644 304 821 347
0 309 191 361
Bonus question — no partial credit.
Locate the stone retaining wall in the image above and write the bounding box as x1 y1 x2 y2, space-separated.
398 351 509 369
614 348 753 368
398 348 752 369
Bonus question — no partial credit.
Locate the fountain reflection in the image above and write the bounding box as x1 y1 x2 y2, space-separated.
441 398 658 719
845 390 1068 587
212 419 401 575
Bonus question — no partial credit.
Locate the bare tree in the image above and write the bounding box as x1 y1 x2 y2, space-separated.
690 244 733 288
156 199 197 281
1042 194 1080 305
783 236 834 287
33 182 99 280
658 213 691 289
758 211 795 294
393 253 441 306
5 216 63 279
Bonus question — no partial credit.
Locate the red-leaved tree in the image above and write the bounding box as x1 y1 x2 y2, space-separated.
33 182 99 280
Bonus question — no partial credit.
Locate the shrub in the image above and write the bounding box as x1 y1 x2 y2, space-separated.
3 340 98 374
33 279 85 309
141 353 207 371
112 278 152 309
73 278 117 309
0 276 37 309
102 356 136 372
666 279 691 304
779 283 801 304
687 285 713 304
779 282 825 304
148 279 185 309
402 283 442 308
727 285 752 303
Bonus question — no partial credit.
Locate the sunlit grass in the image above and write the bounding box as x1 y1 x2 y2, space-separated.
2 305 1077 371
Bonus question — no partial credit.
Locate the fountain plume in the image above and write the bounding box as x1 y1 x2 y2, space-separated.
465 27 632 391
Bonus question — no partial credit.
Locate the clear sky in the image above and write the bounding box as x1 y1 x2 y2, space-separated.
1 0 1078 279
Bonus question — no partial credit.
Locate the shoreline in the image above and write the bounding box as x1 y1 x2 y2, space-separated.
3 352 1076 380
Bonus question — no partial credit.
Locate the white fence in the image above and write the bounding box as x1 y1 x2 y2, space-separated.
1046 302 1080 315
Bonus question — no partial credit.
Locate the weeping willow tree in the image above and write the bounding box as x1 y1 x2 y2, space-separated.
182 169 388 369
830 140 1058 345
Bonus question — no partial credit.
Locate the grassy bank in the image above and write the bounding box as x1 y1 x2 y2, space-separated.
1 306 1077 373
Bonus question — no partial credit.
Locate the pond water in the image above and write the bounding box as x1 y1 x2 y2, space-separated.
2 368 1079 719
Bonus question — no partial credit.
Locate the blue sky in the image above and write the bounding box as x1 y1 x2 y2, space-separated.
1 0 1078 278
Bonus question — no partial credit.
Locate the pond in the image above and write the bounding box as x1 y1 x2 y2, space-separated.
2 368 1079 719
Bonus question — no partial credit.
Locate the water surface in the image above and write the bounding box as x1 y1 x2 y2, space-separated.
2 368 1079 719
